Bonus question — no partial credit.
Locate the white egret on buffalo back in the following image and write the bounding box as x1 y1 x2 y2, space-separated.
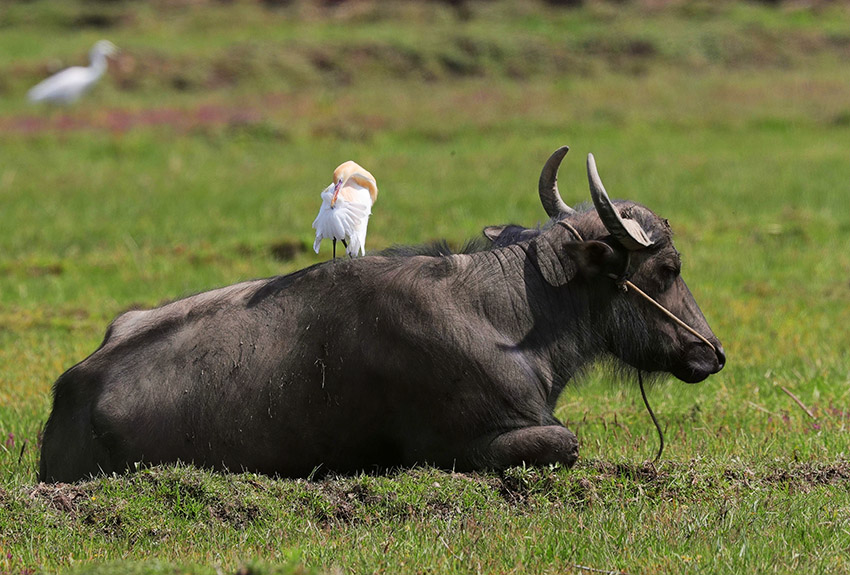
28 40 118 104
312 161 378 259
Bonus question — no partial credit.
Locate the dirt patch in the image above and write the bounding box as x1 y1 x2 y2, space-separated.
591 459 850 498
0 104 265 136
28 482 90 515
498 466 563 505
499 459 850 508
72 12 123 29
267 459 850 524
25 263 64 278
208 498 263 529
293 474 484 527
269 239 308 262
294 481 392 526
24 459 850 533
734 461 850 493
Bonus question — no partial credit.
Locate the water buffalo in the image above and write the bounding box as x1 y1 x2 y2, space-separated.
39 148 725 483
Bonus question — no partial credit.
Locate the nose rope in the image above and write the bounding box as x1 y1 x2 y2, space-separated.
558 220 716 352
638 370 664 463
557 220 713 463
619 280 716 353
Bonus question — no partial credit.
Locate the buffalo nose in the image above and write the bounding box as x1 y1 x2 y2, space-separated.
714 345 726 371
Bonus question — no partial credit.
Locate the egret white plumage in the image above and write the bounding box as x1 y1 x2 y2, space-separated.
312 161 378 259
28 40 118 105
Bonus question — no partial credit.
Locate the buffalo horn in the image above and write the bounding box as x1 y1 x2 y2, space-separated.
538 146 576 217
587 153 654 250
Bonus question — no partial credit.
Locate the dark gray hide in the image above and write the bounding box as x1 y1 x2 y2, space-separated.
39 149 724 483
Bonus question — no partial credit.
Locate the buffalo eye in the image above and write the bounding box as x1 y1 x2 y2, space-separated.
658 263 681 291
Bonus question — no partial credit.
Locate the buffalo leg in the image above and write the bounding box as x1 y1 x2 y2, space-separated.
477 425 579 470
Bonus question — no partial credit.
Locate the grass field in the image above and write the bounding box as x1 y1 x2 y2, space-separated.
1 1 850 573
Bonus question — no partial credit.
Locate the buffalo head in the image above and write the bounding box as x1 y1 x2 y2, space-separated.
487 146 725 383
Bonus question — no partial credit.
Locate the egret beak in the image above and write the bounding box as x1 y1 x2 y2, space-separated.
330 179 343 208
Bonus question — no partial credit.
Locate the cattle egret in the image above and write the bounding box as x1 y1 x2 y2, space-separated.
312 160 378 259
27 40 118 104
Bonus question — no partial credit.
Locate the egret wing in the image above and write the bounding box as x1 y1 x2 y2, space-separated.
27 67 92 103
338 201 369 256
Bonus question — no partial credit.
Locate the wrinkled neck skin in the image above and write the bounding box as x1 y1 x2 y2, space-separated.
452 217 615 408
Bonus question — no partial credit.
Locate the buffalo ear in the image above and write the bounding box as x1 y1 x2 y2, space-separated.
483 224 532 248
563 240 620 278
483 225 508 242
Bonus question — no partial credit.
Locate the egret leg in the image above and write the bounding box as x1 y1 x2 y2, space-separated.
341 239 353 260
332 239 337 260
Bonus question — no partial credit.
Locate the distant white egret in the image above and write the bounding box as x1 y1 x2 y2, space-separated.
27 40 118 104
312 161 378 259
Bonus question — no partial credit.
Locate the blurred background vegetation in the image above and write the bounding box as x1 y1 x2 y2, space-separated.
1 1 849 574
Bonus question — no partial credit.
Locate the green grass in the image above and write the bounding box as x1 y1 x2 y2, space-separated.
2 1 850 573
